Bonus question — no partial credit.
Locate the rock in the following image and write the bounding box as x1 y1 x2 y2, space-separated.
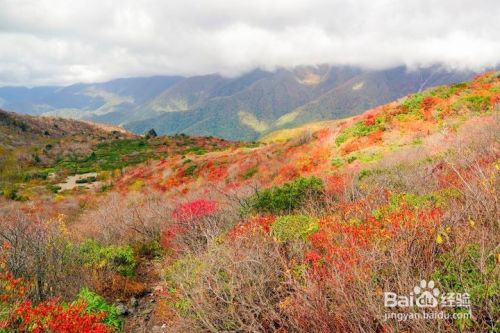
116 303 129 316
140 308 153 316
144 128 158 139
151 324 167 333
129 296 139 308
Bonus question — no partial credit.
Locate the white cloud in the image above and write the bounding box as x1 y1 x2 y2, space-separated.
0 0 499 85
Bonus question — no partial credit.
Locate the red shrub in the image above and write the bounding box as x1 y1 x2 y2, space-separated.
160 224 185 250
276 164 299 182
421 96 438 120
364 114 376 126
325 174 346 196
341 142 360 155
207 165 228 182
490 94 500 106
314 128 331 141
367 130 383 144
11 300 110 333
303 216 385 279
172 199 218 221
0 248 26 306
228 215 275 240
1 249 112 333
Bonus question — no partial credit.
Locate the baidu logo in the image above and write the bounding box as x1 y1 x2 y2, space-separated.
384 279 470 309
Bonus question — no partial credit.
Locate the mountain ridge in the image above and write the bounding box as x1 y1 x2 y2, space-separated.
0 65 476 140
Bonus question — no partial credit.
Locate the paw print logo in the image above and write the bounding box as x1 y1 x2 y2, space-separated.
414 280 440 308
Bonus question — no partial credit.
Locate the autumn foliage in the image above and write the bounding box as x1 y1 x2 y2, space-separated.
171 199 218 221
1 250 115 332
1 72 499 332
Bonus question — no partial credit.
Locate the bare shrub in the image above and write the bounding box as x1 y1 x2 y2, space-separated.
294 129 314 146
167 232 300 332
75 192 173 244
0 203 85 301
166 208 239 255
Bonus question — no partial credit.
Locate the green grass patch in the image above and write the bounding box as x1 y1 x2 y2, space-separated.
401 91 431 112
80 240 136 277
242 166 258 179
46 184 62 193
335 131 350 146
358 150 383 163
77 288 123 330
129 179 145 191
432 244 499 330
452 95 490 113
394 112 424 121
184 164 198 176
336 116 386 146
411 137 423 145
249 176 323 214
388 188 461 211
461 95 490 112
430 84 465 99
331 157 344 167
75 176 97 184
56 139 155 174
182 146 208 156
270 215 319 241
346 154 358 163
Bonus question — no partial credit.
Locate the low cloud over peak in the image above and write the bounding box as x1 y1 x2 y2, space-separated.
1 0 499 86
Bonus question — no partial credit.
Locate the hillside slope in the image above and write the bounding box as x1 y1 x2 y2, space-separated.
0 109 138 199
0 108 129 143
0 73 498 332
112 72 499 196
89 72 500 332
0 108 244 202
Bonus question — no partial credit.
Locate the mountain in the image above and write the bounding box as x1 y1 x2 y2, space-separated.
0 76 183 121
0 65 475 140
0 108 135 198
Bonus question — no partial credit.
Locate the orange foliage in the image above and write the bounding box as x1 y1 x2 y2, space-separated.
324 174 346 196
341 142 360 155
491 94 500 106
207 165 228 182
228 215 276 240
92 273 147 299
367 130 383 143
314 128 332 141
421 96 439 120
276 164 299 182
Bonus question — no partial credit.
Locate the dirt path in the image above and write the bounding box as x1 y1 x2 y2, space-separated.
121 260 176 333
57 172 103 191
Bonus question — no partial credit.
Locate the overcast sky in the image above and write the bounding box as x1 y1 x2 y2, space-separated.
0 0 499 86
